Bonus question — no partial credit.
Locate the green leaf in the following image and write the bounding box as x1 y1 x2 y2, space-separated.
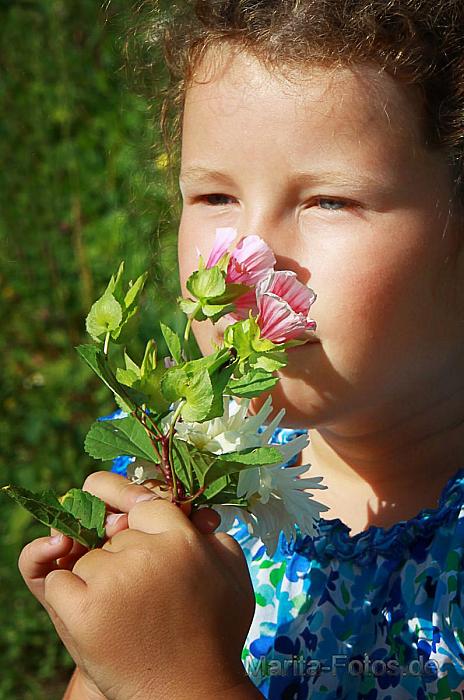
186 267 226 301
141 339 157 375
104 261 125 304
190 449 213 487
200 446 282 489
226 369 279 398
202 457 263 487
86 293 123 340
178 297 199 316
84 416 160 463
252 350 288 372
161 367 189 402
160 322 183 365
171 437 193 493
203 475 230 499
1 485 105 549
76 344 145 408
181 369 214 422
161 367 214 422
215 445 282 466
59 488 106 538
201 302 235 321
124 271 148 310
116 367 140 387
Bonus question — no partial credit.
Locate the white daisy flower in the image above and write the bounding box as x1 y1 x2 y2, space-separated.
180 395 329 556
175 395 276 453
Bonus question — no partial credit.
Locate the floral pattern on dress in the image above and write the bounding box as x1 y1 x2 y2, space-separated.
106 411 464 699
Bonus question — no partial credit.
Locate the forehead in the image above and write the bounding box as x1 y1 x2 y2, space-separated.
181 47 425 174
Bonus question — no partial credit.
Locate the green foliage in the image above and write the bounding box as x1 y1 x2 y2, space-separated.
84 416 161 463
2 486 106 548
0 1 180 696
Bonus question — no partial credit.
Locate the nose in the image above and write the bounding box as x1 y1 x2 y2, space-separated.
236 205 311 283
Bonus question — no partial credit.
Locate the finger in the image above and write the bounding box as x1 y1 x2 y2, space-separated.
104 511 129 538
18 535 75 604
208 532 255 613
82 471 161 514
70 548 115 584
101 527 147 552
128 497 195 535
190 507 221 534
43 568 87 625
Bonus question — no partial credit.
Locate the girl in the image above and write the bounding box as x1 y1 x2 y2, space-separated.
18 1 464 698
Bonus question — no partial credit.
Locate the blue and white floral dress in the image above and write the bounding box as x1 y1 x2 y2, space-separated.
106 414 464 700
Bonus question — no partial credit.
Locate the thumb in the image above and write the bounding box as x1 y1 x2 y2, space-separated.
44 568 88 627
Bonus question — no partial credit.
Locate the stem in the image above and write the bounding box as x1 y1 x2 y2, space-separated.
103 331 110 356
183 302 201 343
136 409 162 464
168 401 185 502
177 486 205 504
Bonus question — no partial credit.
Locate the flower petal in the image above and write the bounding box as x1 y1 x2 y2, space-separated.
206 227 237 269
227 235 276 286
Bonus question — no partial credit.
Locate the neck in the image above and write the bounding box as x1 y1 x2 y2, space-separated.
299 383 464 533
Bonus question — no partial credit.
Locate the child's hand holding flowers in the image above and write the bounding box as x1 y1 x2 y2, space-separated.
5 227 328 555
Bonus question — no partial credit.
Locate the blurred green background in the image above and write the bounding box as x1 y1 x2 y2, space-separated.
0 1 181 697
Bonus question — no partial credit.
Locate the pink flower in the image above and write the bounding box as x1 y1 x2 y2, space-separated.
256 271 317 343
206 228 275 283
226 235 276 286
206 228 276 319
206 228 237 269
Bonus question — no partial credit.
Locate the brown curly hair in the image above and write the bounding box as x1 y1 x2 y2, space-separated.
132 0 464 204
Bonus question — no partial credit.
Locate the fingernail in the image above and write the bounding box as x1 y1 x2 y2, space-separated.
135 492 158 503
105 512 125 526
48 534 63 545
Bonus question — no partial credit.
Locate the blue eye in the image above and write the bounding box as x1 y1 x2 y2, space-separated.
317 198 346 211
202 194 235 206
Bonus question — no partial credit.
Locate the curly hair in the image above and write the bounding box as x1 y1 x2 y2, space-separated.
131 0 464 204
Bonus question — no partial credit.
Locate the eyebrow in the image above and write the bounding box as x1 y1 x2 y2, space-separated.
179 165 387 190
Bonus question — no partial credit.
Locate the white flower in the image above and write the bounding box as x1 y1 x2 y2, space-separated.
181 395 329 556
175 395 276 453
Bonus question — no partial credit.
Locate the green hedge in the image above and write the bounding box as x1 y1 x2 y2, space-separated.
0 1 181 697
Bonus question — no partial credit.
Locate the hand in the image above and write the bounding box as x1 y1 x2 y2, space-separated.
19 472 256 700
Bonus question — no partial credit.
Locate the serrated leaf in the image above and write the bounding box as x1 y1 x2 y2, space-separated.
216 445 282 466
59 488 106 538
160 323 182 365
1 485 105 549
226 369 279 398
203 457 267 487
186 267 226 301
181 369 214 422
86 293 123 340
84 416 160 463
252 350 288 372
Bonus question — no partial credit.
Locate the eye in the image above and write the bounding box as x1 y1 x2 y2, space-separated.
315 197 348 211
200 193 237 206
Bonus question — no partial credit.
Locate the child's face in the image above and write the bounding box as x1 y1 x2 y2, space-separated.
178 47 464 429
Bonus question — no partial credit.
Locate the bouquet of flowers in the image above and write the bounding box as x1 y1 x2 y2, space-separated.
2 228 328 555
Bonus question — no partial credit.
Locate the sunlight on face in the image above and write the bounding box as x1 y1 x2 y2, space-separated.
178 46 464 431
